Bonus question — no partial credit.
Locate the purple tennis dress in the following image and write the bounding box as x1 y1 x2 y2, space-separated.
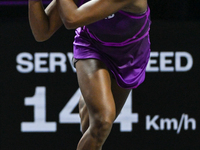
73 0 151 89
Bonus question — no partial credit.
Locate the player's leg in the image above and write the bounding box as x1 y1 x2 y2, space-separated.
79 80 131 134
79 95 89 134
79 78 131 134
76 59 116 150
110 76 131 118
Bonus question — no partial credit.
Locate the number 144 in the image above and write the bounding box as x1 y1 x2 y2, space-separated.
21 87 138 132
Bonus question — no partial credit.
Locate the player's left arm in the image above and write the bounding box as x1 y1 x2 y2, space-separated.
57 0 133 29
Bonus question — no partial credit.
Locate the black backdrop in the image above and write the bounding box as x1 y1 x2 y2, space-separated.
1 1 200 150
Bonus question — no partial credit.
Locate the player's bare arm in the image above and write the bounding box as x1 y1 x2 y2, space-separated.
57 0 147 29
29 0 63 42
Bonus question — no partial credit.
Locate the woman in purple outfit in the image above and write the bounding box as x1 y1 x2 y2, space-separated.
28 0 151 149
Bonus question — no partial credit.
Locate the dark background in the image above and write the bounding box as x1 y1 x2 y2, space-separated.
1 0 200 150
1 0 200 20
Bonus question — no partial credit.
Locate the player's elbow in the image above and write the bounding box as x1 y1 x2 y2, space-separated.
64 23 77 30
34 36 48 42
62 16 81 29
32 32 51 42
63 21 78 29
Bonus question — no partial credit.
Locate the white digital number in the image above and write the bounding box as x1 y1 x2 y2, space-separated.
21 87 138 132
59 88 81 123
114 91 138 132
21 87 56 132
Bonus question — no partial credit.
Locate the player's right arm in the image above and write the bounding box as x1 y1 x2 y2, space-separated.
28 0 63 42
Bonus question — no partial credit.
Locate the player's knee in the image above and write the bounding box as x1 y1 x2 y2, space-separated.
91 120 112 144
90 114 114 142
95 118 113 133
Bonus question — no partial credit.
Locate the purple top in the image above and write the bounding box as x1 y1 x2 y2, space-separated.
73 0 151 89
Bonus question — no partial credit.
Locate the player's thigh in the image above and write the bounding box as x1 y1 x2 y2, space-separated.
76 59 116 121
111 77 131 118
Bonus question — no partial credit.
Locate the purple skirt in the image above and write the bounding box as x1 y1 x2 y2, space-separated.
73 27 151 89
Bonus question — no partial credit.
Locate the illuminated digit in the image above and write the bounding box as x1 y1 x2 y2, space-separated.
21 87 56 132
59 88 81 123
114 91 139 132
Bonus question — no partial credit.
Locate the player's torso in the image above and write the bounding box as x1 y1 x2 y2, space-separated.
76 0 150 43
